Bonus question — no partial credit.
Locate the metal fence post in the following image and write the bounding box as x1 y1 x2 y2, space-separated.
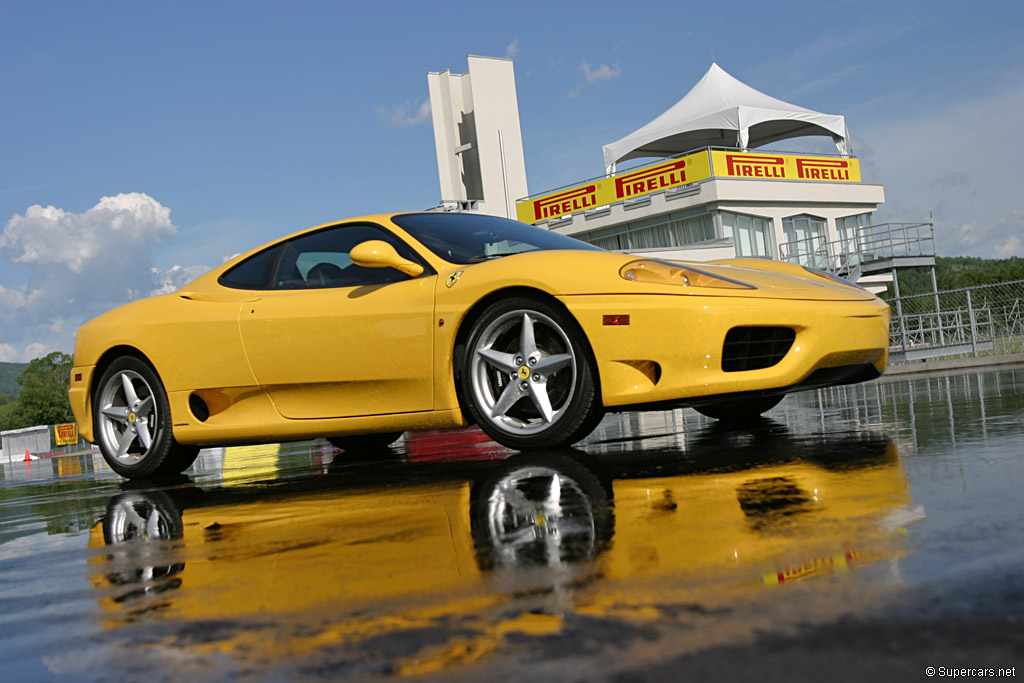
967 289 979 357
892 268 908 354
931 267 945 346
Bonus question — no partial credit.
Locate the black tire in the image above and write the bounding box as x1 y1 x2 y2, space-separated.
92 356 197 479
694 394 785 422
328 432 403 452
461 296 601 450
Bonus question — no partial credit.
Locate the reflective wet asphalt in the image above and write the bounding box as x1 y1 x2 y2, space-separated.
1 365 1023 681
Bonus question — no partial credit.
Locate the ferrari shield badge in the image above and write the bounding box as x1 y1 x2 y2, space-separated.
445 270 464 288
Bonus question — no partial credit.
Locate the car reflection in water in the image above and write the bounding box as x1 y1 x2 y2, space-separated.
88 421 924 668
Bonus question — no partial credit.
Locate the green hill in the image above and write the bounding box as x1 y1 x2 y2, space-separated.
892 256 1024 298
0 362 30 398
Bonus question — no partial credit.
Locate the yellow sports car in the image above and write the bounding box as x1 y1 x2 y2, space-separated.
69 212 890 478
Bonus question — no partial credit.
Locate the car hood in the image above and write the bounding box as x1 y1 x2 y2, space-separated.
455 250 879 302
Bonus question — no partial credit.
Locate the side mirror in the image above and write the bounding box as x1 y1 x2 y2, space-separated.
350 241 424 277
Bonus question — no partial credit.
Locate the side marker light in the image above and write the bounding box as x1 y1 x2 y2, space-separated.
603 314 630 326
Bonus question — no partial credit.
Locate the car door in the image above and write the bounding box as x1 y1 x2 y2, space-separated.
238 223 436 420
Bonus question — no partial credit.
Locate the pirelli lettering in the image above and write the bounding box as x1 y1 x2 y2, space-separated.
531 185 598 222
615 159 688 199
711 150 861 184
725 154 787 179
516 150 861 225
796 157 851 181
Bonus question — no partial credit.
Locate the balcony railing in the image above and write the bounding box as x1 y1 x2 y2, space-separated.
778 222 935 278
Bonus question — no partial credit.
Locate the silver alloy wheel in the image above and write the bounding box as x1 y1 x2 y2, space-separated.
485 466 596 567
470 310 577 435
97 370 158 466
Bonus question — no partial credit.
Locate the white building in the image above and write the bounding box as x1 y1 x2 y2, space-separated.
427 55 528 219
429 60 934 295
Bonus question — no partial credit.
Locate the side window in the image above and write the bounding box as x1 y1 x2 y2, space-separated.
219 245 282 290
272 224 426 290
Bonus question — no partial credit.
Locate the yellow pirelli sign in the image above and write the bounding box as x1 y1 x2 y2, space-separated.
55 422 78 446
516 150 861 225
516 150 711 224
710 150 861 183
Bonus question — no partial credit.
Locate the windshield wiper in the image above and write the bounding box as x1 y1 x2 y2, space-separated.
467 252 521 263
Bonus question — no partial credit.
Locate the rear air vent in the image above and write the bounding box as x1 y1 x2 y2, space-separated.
189 394 210 422
722 327 795 372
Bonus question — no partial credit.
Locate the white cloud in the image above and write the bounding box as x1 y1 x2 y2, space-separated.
151 264 211 295
376 98 431 128
855 76 1024 259
505 38 520 59
0 192 209 359
569 62 622 99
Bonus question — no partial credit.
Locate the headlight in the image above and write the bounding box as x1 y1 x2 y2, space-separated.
801 266 866 290
619 259 753 289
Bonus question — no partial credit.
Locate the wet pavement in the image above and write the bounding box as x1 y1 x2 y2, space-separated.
1 365 1023 681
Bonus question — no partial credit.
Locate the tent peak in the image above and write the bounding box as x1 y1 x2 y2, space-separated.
603 64 850 173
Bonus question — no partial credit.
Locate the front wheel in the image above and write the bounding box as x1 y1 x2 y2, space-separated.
462 297 602 450
93 357 199 479
694 394 784 422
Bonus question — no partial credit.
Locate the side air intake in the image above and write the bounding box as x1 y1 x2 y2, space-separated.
722 327 796 372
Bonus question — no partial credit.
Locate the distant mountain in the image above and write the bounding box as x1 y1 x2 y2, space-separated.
0 362 29 397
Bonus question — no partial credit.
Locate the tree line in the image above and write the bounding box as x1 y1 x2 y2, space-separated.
0 352 74 432
887 256 1024 299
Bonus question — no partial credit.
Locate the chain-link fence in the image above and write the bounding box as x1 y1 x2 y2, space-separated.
887 279 1024 363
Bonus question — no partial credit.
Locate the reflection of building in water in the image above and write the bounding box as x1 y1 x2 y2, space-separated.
766 365 1024 457
581 365 1024 466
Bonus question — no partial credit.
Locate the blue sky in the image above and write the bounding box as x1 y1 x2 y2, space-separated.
2 0 1022 360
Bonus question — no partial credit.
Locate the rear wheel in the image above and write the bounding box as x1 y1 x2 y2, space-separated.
694 394 784 422
93 357 199 479
462 297 602 450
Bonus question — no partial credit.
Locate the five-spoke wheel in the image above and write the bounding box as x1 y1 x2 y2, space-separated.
94 357 199 479
463 297 602 450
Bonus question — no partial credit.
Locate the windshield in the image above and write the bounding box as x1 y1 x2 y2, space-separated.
391 213 602 265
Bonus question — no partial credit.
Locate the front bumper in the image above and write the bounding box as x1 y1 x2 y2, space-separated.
68 365 96 443
561 293 890 408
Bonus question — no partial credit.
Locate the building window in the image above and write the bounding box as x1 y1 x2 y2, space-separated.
782 214 827 267
721 211 770 257
835 213 872 271
836 213 871 249
578 211 714 251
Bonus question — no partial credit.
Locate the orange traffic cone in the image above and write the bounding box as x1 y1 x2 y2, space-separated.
24 449 30 463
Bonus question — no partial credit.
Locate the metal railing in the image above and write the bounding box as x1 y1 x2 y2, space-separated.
887 279 1024 363
779 221 935 277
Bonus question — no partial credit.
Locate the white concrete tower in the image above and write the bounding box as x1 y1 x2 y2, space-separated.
427 55 528 218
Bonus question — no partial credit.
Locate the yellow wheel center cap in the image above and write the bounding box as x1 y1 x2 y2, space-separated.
518 366 531 380
128 412 137 423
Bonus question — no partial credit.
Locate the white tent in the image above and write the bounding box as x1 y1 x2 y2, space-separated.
603 63 849 173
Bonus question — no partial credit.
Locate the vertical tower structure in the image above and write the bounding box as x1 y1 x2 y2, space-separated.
427 55 528 218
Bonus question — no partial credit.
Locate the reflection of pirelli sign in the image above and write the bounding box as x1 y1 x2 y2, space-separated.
516 149 861 225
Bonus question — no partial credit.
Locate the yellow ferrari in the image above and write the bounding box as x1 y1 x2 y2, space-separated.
69 212 890 478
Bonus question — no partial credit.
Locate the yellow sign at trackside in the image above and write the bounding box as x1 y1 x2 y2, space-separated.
55 422 78 446
516 150 861 225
